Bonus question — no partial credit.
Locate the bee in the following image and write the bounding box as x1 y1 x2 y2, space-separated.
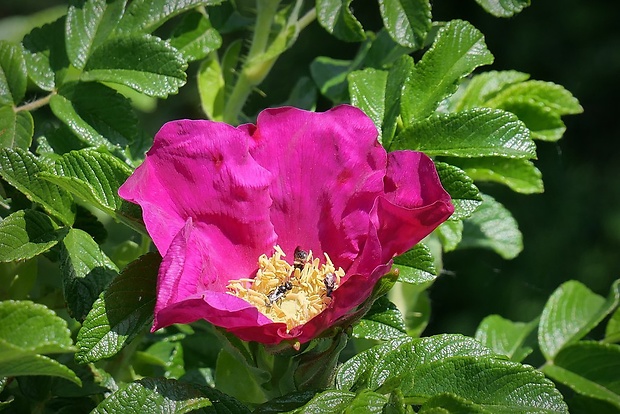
293 246 309 272
266 281 293 306
324 272 336 298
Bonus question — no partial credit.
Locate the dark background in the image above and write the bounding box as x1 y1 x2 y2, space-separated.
1 0 618 336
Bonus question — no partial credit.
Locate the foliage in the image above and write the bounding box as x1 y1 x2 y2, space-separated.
0 0 611 413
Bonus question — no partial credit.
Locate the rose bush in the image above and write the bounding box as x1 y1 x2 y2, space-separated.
119 105 453 344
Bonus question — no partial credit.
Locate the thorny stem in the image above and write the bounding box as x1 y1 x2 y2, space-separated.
15 92 55 112
223 3 317 125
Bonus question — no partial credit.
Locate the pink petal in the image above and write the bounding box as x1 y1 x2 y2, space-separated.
119 120 277 280
248 105 386 270
375 151 454 260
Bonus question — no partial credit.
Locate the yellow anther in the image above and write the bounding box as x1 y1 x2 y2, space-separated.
227 245 344 331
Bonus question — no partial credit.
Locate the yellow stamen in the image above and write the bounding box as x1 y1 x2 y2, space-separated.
226 245 344 331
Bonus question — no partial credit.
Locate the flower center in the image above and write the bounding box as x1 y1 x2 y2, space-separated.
226 245 344 331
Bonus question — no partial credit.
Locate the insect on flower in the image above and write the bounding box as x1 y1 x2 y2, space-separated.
293 246 309 273
265 280 293 306
324 272 336 298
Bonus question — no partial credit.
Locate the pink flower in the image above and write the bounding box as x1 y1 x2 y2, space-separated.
118 105 453 344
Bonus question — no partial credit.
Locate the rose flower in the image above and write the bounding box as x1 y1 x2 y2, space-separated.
119 105 453 344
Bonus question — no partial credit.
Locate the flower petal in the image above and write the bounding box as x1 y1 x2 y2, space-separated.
248 105 387 270
119 120 277 278
374 150 454 261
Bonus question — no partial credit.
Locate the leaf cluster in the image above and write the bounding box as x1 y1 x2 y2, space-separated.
0 0 598 413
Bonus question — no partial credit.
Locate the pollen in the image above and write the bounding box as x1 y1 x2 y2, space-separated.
226 245 344 332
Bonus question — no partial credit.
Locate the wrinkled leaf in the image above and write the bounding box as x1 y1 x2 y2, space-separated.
0 300 80 385
168 10 222 62
0 209 65 262
50 82 138 150
60 228 118 321
434 162 482 221
66 0 127 69
115 0 223 35
539 279 620 360
21 17 69 91
91 378 213 413
0 106 34 149
378 0 431 49
353 296 408 341
459 194 522 259
348 68 387 139
475 315 537 362
475 0 531 18
82 35 187 98
76 253 159 363
393 243 437 285
445 156 543 194
543 342 620 410
316 0 365 42
401 20 494 124
393 108 536 159
0 147 75 225
0 40 27 105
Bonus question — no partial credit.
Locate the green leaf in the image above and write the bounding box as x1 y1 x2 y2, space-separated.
0 147 75 225
254 391 318 413
197 52 225 121
60 228 118 321
76 253 159 363
336 337 413 392
401 20 494 124
168 11 222 62
382 55 414 148
39 149 143 232
407 357 566 413
420 393 491 413
316 0 365 42
445 156 544 194
378 0 431 49
353 296 408 341
485 80 583 116
454 70 531 111
459 194 523 259
82 35 187 98
605 307 620 344
475 315 537 362
291 389 387 413
367 335 497 391
49 82 138 150
0 40 27 105
539 279 620 361
0 106 34 149
21 17 69 91
475 0 531 18
0 300 80 385
393 243 437 285
66 0 127 69
393 108 536 159
92 378 214 413
495 97 567 141
348 68 388 139
542 342 620 410
434 162 482 221
437 220 463 252
115 0 223 35
135 341 185 379
0 209 66 262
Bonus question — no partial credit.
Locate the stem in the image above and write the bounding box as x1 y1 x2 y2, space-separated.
15 92 55 112
223 1 281 124
297 7 316 31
